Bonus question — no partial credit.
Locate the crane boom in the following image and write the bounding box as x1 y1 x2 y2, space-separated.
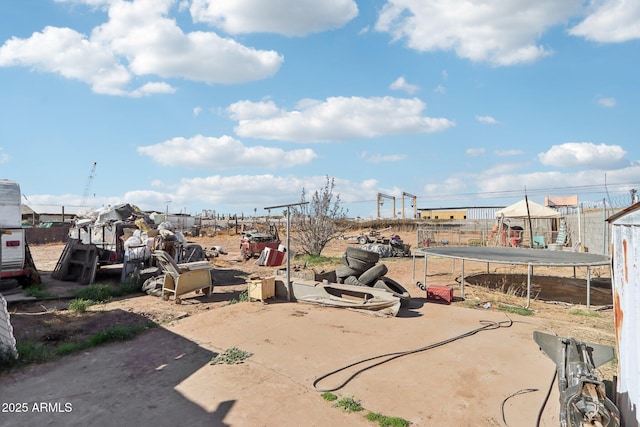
81 162 97 206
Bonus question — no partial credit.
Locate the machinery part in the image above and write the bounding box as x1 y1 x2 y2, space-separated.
533 331 620 427
357 235 369 245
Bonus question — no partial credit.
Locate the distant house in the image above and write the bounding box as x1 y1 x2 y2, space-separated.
418 206 504 221
21 204 85 226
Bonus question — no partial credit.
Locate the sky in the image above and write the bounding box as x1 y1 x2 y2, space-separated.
1 0 639 219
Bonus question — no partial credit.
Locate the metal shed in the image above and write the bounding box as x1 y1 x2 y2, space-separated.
607 202 640 427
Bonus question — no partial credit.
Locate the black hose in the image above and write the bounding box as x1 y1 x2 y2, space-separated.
313 316 514 392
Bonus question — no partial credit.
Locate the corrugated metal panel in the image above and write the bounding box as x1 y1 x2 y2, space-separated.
610 211 640 427
0 180 21 228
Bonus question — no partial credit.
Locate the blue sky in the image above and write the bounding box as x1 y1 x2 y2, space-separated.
1 0 639 219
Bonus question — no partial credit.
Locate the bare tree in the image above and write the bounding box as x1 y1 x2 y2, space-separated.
291 176 348 256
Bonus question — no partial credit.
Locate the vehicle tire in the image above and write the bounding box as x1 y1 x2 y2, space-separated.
344 275 366 287
344 256 376 274
373 277 411 307
357 236 368 245
357 263 388 286
335 266 360 280
345 247 380 264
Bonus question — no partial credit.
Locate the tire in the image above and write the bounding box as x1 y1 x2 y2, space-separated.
335 266 360 279
373 277 411 307
357 236 368 245
344 256 376 274
344 276 366 287
357 263 388 286
345 247 380 264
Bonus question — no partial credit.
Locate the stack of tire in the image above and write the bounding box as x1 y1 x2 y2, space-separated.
336 247 411 307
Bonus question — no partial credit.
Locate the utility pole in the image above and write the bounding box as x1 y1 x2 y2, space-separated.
377 193 396 219
401 192 417 219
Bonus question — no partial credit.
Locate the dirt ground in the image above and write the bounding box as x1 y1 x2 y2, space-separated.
0 231 617 426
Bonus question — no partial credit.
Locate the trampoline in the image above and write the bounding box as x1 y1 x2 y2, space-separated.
412 246 611 308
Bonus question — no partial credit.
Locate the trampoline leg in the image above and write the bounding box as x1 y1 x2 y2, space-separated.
460 259 465 298
526 263 532 309
586 266 591 309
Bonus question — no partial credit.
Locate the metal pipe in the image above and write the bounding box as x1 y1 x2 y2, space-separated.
526 263 532 309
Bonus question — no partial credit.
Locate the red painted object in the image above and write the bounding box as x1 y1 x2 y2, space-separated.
427 285 454 304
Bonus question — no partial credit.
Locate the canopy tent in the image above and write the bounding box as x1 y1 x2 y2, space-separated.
496 199 561 219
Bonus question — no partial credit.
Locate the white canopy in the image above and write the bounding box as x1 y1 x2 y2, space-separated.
496 199 561 219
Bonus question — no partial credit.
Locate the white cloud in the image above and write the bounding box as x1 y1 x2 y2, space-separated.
0 149 10 163
424 177 468 196
495 149 524 156
360 152 407 163
189 0 358 36
0 0 283 96
375 0 582 66
229 96 455 142
538 142 627 169
193 106 202 116
597 97 616 108
476 115 498 124
137 135 317 169
433 85 446 94
127 175 381 214
389 77 419 94
0 26 131 95
466 148 485 157
569 0 640 43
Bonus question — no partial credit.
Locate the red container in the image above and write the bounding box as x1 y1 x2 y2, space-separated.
427 285 453 304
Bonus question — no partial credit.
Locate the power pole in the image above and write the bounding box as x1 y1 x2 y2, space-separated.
377 193 396 219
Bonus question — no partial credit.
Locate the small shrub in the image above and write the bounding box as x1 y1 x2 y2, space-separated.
300 254 340 266
569 309 600 318
76 284 113 303
366 412 411 427
89 324 150 346
14 342 51 364
321 392 338 401
210 347 253 365
498 305 533 316
334 396 363 413
23 285 54 299
68 298 93 313
56 342 83 356
228 290 249 305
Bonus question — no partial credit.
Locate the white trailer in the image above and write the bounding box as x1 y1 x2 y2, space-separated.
0 180 37 284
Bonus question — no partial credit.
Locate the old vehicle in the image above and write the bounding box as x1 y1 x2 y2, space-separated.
240 225 280 260
0 180 39 285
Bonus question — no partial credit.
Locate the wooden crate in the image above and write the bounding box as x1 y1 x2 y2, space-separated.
247 276 275 302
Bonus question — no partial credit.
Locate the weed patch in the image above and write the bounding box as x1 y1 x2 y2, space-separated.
210 347 253 365
68 298 94 313
227 290 248 305
321 392 338 402
23 285 54 299
569 309 600 317
334 396 363 413
366 412 411 427
498 304 533 316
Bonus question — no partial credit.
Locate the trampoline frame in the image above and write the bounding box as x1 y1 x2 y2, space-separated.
412 246 611 309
